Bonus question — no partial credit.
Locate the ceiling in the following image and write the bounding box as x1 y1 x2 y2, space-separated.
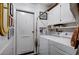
14 3 55 7
40 3 57 7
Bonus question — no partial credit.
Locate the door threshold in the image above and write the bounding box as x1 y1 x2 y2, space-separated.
19 51 34 55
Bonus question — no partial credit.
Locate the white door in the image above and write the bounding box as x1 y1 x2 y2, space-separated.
16 10 34 54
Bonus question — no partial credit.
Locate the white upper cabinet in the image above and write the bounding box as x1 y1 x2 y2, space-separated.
60 3 75 23
48 3 75 25
48 4 60 25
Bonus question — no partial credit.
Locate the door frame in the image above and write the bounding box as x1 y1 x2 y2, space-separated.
15 9 35 55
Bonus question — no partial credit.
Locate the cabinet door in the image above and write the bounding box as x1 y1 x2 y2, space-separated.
48 4 60 25
49 45 61 55
60 3 75 23
48 40 68 55
39 37 48 55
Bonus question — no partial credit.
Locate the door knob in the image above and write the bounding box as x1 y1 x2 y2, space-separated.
32 31 34 33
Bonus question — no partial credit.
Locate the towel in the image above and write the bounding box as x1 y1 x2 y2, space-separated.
71 26 79 49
